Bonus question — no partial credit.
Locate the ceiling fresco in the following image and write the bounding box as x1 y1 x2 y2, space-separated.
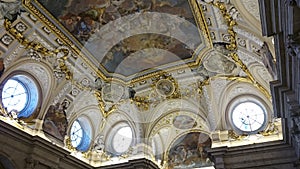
43 103 68 142
39 0 196 42
102 34 194 76
34 0 209 80
167 132 213 169
0 0 280 168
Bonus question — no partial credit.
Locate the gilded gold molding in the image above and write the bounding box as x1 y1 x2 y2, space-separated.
228 130 247 140
4 19 52 55
198 75 271 99
4 19 73 80
259 121 279 136
94 90 117 118
151 74 181 99
119 147 133 159
0 102 26 129
101 152 111 161
212 2 237 51
131 96 150 111
131 74 182 111
65 137 76 151
70 80 116 118
201 1 272 99
0 104 7 116
189 0 213 47
23 0 212 84
197 77 210 95
228 53 271 99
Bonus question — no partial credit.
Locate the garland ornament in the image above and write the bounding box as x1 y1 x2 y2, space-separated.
4 19 73 80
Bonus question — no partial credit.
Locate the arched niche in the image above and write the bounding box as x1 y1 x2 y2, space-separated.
102 111 141 156
148 110 210 164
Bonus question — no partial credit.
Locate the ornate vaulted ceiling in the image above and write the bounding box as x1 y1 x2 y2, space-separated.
0 0 282 168
29 0 211 81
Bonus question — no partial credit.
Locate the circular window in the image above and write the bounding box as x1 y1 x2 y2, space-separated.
70 120 83 148
231 101 266 133
112 126 133 154
69 117 92 152
1 75 39 118
2 79 28 111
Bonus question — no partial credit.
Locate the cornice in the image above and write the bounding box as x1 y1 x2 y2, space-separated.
0 120 93 168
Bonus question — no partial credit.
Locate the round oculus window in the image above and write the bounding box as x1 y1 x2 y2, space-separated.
2 79 28 112
1 75 39 118
70 120 83 148
231 101 266 133
112 126 133 154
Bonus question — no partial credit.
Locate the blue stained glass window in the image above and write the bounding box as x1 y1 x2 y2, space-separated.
70 117 92 152
70 120 83 148
1 75 39 118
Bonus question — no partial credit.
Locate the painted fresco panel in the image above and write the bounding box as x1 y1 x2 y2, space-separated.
43 103 68 142
37 0 204 77
168 132 213 169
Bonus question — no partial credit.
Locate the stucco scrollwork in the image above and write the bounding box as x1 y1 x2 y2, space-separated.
4 20 73 80
241 0 261 21
19 63 50 94
93 134 105 152
0 0 23 22
52 82 71 105
203 51 238 75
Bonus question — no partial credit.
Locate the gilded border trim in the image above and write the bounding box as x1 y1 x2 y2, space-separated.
23 0 213 84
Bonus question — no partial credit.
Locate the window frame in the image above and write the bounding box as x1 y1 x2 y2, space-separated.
106 122 134 155
1 74 40 118
227 96 269 135
70 120 84 148
69 116 92 152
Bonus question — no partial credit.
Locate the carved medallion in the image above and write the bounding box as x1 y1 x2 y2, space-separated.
156 79 175 97
102 83 124 103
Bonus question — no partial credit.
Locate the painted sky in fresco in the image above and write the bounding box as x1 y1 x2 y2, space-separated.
38 0 203 77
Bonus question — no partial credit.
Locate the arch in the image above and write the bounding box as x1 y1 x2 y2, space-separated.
103 110 141 151
106 122 134 155
0 57 56 120
218 80 273 130
68 105 102 136
146 109 210 139
147 109 211 164
0 154 16 169
150 127 171 162
248 62 274 90
146 98 207 125
232 0 262 33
